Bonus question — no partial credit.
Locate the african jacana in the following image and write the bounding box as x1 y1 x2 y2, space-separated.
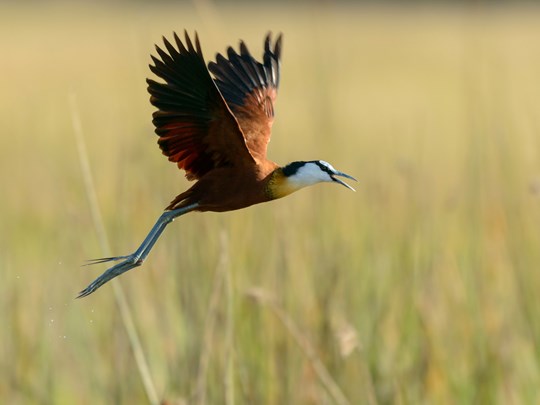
78 31 356 297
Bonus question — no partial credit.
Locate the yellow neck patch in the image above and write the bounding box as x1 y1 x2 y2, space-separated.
266 168 303 200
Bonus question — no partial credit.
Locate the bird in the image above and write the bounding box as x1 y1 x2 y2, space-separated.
77 31 356 298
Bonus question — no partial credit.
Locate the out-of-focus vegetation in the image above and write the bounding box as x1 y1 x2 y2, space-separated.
2 2 540 404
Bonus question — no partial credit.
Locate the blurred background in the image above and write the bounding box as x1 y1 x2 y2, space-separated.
2 0 540 403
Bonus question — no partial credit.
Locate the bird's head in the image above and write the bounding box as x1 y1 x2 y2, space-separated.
269 160 357 199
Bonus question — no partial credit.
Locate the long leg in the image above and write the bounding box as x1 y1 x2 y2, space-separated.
77 203 199 298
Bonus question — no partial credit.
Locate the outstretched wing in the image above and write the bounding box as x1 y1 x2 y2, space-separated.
208 33 282 161
147 31 256 180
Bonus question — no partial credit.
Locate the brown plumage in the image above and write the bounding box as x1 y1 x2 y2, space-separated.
78 31 355 297
147 31 281 212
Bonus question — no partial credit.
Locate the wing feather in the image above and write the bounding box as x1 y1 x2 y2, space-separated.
147 31 256 180
208 33 282 160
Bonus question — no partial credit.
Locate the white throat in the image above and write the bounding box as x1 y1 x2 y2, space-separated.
288 162 333 188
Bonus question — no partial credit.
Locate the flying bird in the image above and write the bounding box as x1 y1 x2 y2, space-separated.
78 31 356 297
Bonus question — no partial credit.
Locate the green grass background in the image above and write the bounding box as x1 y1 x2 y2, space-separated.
2 2 540 404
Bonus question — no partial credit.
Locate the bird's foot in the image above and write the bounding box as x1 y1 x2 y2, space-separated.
77 255 144 298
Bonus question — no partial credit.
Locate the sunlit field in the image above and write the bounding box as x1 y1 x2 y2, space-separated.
3 2 540 403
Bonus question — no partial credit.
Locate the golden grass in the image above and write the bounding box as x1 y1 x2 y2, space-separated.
3 2 540 403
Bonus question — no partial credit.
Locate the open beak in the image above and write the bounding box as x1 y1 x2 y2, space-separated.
331 171 357 192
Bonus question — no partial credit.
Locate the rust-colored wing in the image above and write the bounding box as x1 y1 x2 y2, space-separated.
147 31 256 180
208 33 282 160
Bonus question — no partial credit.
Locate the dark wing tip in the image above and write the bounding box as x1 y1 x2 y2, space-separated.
184 30 195 52
193 31 202 54
264 32 272 54
226 45 239 60
274 33 283 59
175 30 201 56
264 32 283 57
261 32 282 90
239 40 250 57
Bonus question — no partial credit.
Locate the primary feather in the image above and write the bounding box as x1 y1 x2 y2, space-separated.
146 31 256 181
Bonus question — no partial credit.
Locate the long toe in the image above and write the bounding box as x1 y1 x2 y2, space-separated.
83 255 131 266
77 257 142 298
